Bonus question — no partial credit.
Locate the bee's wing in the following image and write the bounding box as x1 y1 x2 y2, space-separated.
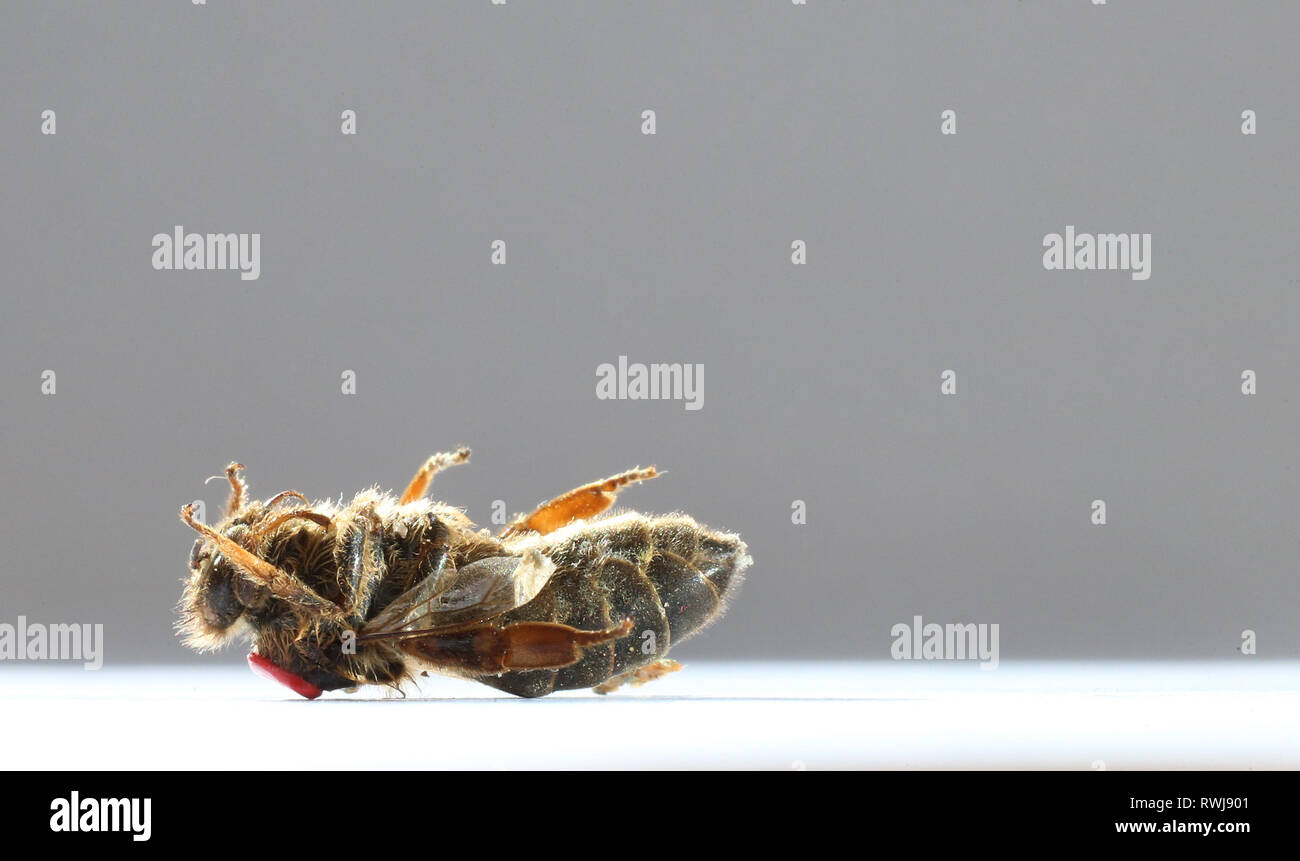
359 550 556 639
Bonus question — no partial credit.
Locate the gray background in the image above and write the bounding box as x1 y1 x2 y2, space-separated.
1 2 1296 668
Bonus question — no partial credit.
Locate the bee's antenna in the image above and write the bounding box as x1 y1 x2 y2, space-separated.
265 490 310 509
246 508 332 547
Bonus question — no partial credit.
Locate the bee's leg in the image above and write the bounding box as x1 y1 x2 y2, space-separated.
223 462 247 515
335 505 388 623
179 504 345 622
400 447 471 504
592 659 683 695
403 618 635 675
500 467 658 537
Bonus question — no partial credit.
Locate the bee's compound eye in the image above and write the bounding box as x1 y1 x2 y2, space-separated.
189 539 204 568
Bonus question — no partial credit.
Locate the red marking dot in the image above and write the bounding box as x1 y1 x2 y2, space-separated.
247 652 322 700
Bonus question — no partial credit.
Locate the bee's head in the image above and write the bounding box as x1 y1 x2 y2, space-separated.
177 522 260 651
177 511 358 696
176 463 403 698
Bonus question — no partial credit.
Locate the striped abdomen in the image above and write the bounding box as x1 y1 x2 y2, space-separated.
476 513 750 697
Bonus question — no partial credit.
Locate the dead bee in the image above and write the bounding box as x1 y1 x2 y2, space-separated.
178 449 750 698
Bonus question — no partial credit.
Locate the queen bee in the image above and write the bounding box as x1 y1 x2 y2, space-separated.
178 449 750 698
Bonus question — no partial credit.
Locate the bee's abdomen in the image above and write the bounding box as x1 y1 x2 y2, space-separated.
477 514 749 698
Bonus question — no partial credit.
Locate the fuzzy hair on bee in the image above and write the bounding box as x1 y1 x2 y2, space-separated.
178 449 751 698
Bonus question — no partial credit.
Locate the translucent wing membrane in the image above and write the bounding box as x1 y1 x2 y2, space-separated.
358 550 556 641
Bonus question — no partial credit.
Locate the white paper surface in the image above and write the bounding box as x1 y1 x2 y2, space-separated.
3 661 1297 769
